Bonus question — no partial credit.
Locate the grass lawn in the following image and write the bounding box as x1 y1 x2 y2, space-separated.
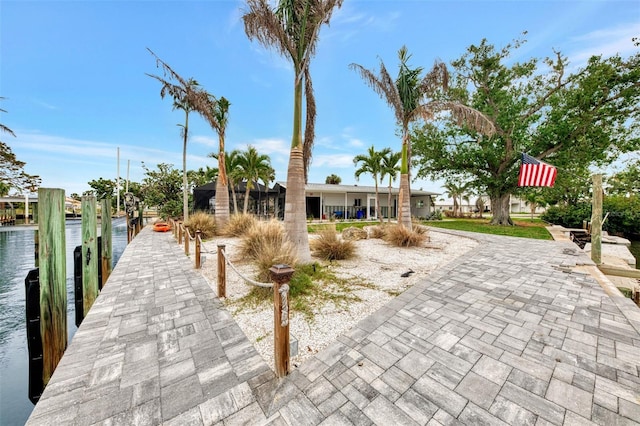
307 221 379 233
424 218 553 240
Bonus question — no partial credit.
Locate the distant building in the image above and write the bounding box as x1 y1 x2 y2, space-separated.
193 181 438 220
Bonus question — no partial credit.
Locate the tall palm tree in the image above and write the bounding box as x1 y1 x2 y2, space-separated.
171 78 199 221
354 146 388 223
147 49 221 222
243 0 343 263
350 46 495 229
380 150 401 222
235 146 275 214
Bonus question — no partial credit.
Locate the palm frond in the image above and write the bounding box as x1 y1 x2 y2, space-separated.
349 62 403 123
420 60 449 96
303 66 316 182
243 0 296 66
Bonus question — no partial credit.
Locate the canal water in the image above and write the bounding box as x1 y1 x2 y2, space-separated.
0 219 128 425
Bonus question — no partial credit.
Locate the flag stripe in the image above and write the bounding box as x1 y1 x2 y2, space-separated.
518 153 557 187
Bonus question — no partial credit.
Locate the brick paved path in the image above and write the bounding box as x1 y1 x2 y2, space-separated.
28 227 640 425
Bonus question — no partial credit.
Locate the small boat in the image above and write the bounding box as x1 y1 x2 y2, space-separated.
153 222 171 232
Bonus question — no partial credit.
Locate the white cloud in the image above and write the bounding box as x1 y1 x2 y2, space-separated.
191 135 217 147
312 154 354 168
568 22 639 66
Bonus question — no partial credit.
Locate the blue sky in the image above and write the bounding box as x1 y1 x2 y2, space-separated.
1 0 638 197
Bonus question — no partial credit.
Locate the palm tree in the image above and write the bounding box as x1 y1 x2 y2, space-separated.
354 146 388 223
171 78 199 221
350 46 495 229
235 146 275 214
380 150 401 222
243 0 343 263
147 50 219 222
325 174 341 184
443 181 467 217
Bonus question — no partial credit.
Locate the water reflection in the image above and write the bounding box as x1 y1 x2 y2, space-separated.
0 219 128 425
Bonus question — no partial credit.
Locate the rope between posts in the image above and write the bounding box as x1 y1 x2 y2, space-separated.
220 248 273 288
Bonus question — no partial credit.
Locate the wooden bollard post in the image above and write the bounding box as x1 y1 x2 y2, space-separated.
195 230 201 269
591 174 603 265
270 264 294 377
217 244 226 298
101 199 112 287
81 195 99 318
38 188 67 385
184 227 190 255
178 222 183 245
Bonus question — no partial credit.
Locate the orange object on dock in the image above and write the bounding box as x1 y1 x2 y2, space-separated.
153 222 171 232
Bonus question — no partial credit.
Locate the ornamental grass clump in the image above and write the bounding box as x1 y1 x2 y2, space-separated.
310 229 356 261
224 213 257 237
368 225 387 239
384 224 427 247
184 211 216 239
239 220 297 281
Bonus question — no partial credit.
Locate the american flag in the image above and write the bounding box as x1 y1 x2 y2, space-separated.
518 153 557 187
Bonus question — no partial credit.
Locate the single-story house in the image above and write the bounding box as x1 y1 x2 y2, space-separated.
193 181 438 220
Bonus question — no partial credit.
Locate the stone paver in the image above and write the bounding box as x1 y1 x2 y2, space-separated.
28 227 640 425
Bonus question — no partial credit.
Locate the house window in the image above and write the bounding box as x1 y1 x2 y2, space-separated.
354 198 361 207
416 200 424 208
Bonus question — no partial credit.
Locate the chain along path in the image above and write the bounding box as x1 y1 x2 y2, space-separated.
27 226 640 425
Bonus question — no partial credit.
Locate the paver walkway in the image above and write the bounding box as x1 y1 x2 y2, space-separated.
28 227 640 425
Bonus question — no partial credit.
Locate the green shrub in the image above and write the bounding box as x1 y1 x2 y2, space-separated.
239 220 297 281
541 196 640 237
310 229 356 261
384 224 427 247
541 203 591 228
224 213 257 237
184 211 216 239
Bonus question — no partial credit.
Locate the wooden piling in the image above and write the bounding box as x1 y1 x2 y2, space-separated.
270 264 294 378
195 230 201 269
217 244 226 298
38 188 67 385
101 199 112 287
82 196 99 318
184 226 190 255
591 174 602 265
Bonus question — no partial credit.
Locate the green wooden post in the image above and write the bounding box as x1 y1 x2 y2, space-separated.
591 174 603 265
82 195 99 318
38 188 67 385
101 198 112 287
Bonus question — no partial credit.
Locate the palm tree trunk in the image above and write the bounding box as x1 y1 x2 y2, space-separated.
243 185 251 214
215 179 229 228
284 147 311 262
215 140 229 228
398 130 412 229
284 78 311 263
374 178 382 224
387 179 392 223
398 173 412 229
182 111 189 221
229 179 239 214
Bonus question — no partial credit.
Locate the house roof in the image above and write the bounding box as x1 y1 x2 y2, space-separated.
276 182 439 196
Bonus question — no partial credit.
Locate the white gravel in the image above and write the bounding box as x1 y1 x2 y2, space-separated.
200 228 478 370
